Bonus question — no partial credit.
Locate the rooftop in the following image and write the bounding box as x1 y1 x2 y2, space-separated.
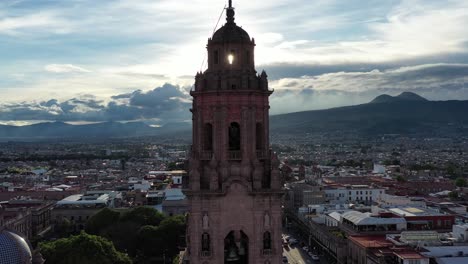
389 206 444 217
349 235 393 248
343 211 406 226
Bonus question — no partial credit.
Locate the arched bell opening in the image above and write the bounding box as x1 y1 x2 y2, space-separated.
228 122 241 151
203 123 213 151
224 230 248 264
256 122 263 151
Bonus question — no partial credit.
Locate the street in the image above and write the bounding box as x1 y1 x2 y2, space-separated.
282 233 327 264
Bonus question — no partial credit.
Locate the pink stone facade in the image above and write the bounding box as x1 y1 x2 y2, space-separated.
185 2 283 263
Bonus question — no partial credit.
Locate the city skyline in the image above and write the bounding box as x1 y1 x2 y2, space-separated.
1 0 468 126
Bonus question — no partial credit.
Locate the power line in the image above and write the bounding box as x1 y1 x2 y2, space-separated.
199 4 226 72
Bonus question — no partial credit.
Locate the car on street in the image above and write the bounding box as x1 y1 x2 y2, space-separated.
282 256 289 263
311 254 320 261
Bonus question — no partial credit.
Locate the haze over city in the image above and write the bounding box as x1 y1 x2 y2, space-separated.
1 0 468 126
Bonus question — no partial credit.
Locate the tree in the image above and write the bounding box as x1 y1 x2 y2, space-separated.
85 208 121 235
157 215 186 257
39 231 131 264
449 191 459 200
136 215 186 262
455 177 467 187
101 221 141 257
55 218 72 237
396 175 406 182
121 206 165 226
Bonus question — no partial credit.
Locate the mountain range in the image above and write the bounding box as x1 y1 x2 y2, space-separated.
270 92 468 136
1 92 467 140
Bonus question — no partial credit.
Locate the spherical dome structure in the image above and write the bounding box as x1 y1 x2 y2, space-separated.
0 228 32 264
212 24 250 43
211 1 251 44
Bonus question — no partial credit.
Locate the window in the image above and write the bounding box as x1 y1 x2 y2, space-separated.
214 50 219 64
245 51 250 65
256 123 263 150
263 232 272 250
202 233 210 251
228 49 235 65
204 123 213 151
228 122 241 150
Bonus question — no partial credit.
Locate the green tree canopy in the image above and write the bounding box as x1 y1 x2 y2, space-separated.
396 175 406 182
39 231 131 264
136 215 186 260
101 221 141 257
85 208 121 235
455 177 467 187
449 191 459 200
120 206 165 226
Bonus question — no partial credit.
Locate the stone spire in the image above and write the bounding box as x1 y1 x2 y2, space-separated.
226 0 235 24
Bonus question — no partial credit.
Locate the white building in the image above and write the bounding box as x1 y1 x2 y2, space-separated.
453 224 468 242
324 185 385 204
376 194 426 207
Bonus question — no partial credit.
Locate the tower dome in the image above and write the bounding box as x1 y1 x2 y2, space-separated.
211 0 251 43
212 24 250 43
0 228 32 264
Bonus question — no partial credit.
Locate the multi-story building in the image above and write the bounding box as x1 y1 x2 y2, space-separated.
324 185 385 205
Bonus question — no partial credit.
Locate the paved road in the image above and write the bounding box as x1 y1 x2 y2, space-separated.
282 233 322 264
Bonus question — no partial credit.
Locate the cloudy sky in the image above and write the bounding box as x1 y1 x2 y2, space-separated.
1 0 468 125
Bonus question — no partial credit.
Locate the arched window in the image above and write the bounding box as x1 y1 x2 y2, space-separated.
245 51 250 65
204 123 213 151
214 50 219 65
263 231 271 250
256 123 263 150
202 232 210 251
229 122 241 150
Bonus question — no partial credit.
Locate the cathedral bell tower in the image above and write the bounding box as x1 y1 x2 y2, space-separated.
185 1 283 263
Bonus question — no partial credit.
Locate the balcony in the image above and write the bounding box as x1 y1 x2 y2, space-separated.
201 251 211 257
228 151 242 160
199 151 213 160
262 249 272 255
256 150 268 160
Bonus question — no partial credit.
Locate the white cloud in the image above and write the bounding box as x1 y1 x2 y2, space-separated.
45 64 91 73
0 12 72 35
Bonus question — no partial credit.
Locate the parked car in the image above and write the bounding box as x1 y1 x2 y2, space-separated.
289 238 298 245
311 255 320 261
282 256 289 263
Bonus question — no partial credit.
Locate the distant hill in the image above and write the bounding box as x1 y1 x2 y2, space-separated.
0 92 467 140
370 92 428 104
0 121 190 141
270 93 468 136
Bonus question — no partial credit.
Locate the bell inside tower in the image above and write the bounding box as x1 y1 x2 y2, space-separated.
224 231 248 264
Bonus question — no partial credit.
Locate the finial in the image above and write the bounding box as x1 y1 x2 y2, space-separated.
226 0 235 24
